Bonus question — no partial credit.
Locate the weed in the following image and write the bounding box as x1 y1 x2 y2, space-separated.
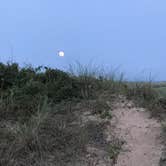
108 141 122 164
161 121 166 133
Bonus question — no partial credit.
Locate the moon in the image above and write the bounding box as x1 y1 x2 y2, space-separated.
58 51 65 57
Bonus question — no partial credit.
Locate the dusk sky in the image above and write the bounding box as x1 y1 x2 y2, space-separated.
0 0 166 80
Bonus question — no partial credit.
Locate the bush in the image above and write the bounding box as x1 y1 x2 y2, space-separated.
0 63 83 110
0 63 87 125
0 62 19 89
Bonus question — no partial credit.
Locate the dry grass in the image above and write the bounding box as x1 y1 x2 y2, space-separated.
0 91 119 166
1 62 166 165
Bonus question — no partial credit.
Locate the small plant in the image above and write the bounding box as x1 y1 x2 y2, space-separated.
108 141 122 164
100 110 112 119
92 99 112 119
161 121 166 133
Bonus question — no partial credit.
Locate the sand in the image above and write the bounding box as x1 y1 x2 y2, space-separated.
112 98 163 166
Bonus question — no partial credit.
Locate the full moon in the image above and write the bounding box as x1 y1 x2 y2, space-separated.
58 51 65 57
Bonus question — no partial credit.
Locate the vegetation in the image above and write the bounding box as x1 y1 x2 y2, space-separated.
0 62 166 165
0 62 126 166
125 81 166 118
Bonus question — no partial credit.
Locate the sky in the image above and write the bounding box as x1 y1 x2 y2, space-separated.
0 0 166 81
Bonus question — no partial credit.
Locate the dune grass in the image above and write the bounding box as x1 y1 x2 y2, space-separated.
0 62 126 165
0 61 166 165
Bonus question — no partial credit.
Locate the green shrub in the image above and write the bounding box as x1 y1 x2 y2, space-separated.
108 142 122 163
0 63 83 113
0 62 19 89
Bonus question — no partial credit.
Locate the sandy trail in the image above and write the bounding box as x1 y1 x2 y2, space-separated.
112 97 163 166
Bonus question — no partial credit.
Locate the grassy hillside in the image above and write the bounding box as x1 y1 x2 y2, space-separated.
0 62 126 166
0 62 166 166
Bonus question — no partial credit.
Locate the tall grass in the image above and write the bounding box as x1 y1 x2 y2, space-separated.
125 80 166 118
68 62 126 98
1 61 166 165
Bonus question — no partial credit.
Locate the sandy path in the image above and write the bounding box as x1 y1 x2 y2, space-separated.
112 98 163 166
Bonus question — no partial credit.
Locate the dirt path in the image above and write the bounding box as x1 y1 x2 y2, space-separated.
112 97 163 166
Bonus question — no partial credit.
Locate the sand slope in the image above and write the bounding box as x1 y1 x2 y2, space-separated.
112 97 163 166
